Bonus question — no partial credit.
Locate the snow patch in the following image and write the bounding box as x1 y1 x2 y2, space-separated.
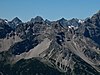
5 20 8 23
78 19 84 23
68 25 78 30
68 25 74 29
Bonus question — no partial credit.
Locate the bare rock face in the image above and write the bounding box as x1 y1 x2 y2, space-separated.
9 17 22 29
0 11 100 75
30 16 44 24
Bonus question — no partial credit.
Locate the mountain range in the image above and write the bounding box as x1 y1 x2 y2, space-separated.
0 10 100 75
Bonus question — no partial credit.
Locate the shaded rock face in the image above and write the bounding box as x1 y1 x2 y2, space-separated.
11 17 22 25
57 18 67 26
10 39 38 55
0 21 13 38
57 18 81 27
0 11 100 75
45 19 51 25
66 18 80 27
8 17 22 29
78 11 100 45
31 16 44 24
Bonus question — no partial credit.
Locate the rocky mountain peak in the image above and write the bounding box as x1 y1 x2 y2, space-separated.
91 10 100 24
59 18 67 21
96 10 100 15
31 16 44 24
0 19 5 24
35 16 44 21
58 18 67 26
45 19 51 25
8 17 22 29
66 18 80 27
11 17 22 24
91 10 100 19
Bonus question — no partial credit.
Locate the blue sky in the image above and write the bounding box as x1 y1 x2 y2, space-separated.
0 0 100 22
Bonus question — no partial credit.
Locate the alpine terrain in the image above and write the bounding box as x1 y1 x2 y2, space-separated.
0 11 100 75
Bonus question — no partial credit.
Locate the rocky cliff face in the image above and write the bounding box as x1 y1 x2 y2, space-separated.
0 11 100 75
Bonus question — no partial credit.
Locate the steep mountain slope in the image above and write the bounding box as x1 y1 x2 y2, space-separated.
0 11 100 75
0 58 62 75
